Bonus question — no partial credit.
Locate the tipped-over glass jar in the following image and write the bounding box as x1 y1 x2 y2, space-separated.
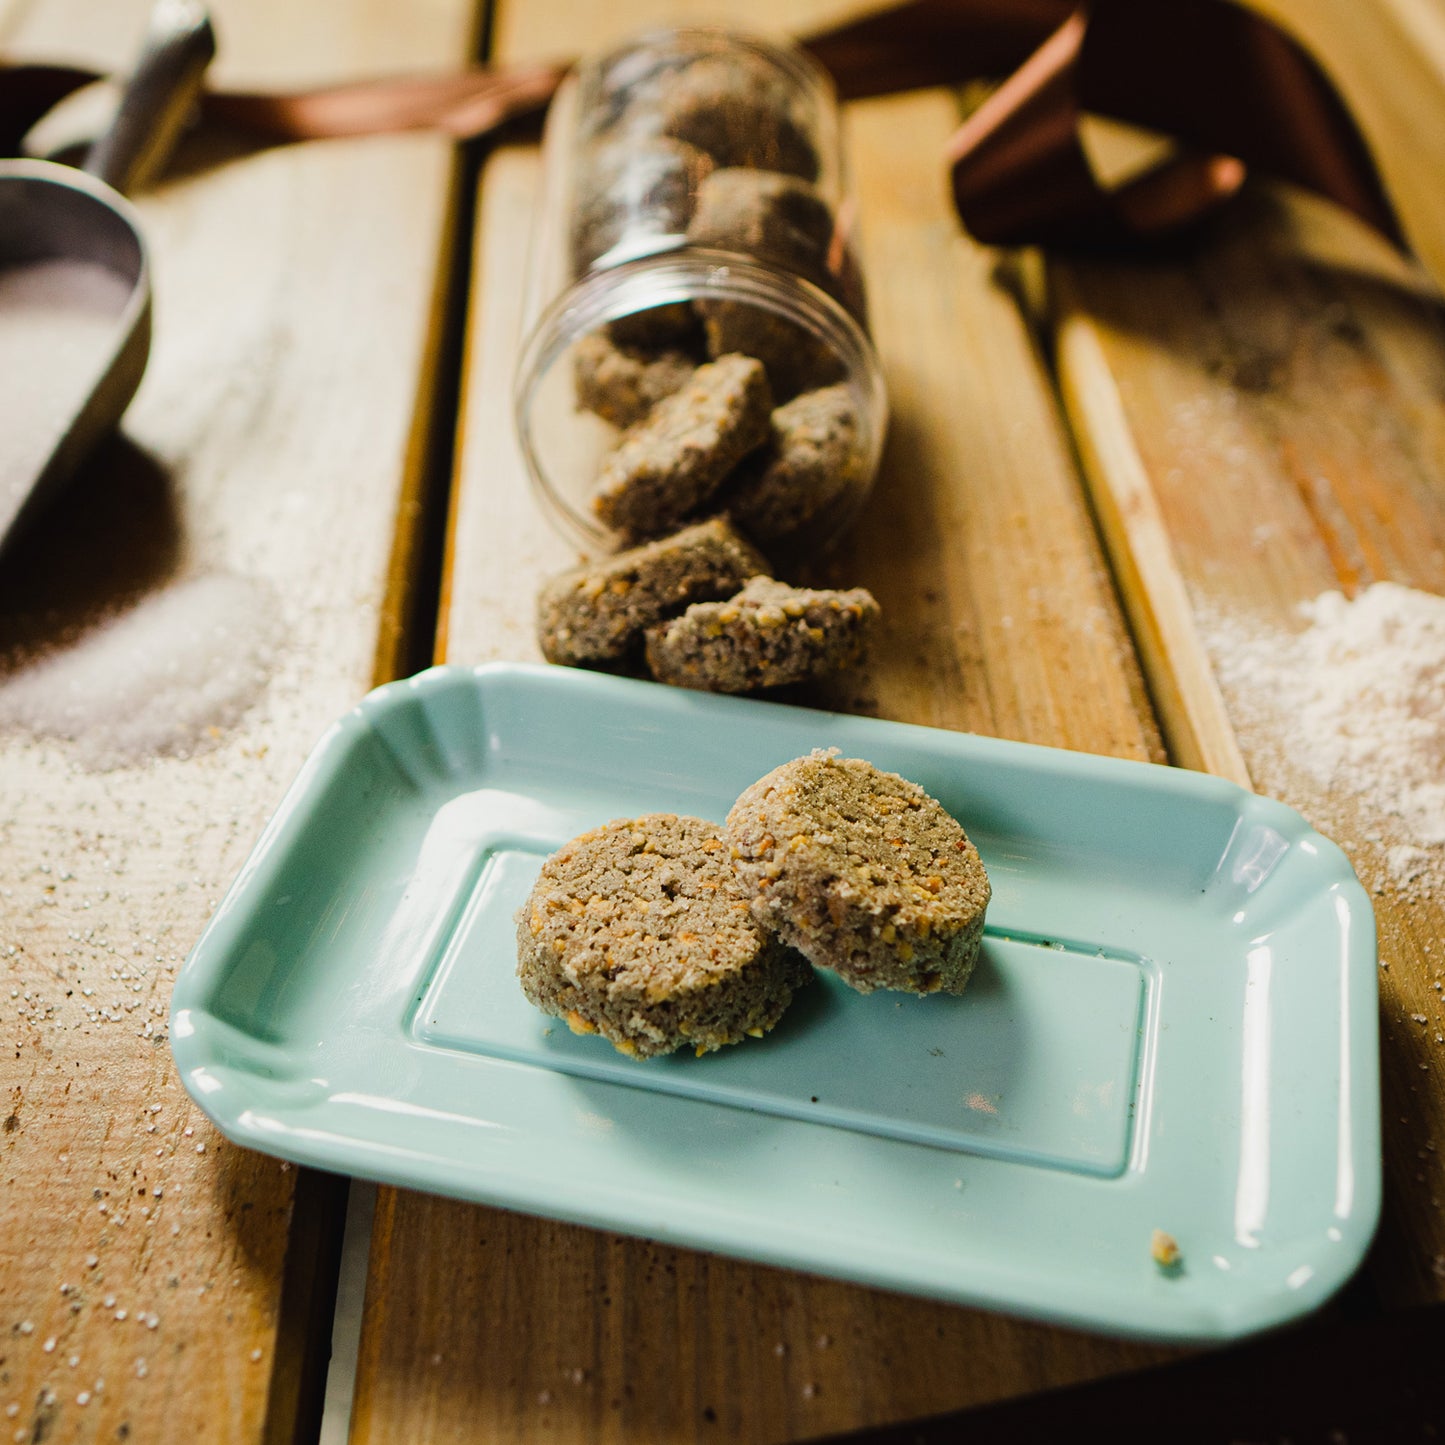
514 25 887 562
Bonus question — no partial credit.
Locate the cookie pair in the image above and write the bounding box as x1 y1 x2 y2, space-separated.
538 516 877 693
516 753 991 1059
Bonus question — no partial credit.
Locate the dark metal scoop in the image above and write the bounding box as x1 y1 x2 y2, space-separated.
0 0 215 556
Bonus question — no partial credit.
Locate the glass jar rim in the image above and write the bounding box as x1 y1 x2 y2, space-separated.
513 247 888 550
583 23 835 103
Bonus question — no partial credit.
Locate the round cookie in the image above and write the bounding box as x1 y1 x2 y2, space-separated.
536 517 770 666
643 576 876 693
517 813 812 1058
725 752 990 994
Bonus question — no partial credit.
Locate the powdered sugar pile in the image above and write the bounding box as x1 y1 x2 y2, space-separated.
1207 581 1445 898
0 572 281 769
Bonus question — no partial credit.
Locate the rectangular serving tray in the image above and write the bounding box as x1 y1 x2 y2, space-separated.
171 663 1380 1342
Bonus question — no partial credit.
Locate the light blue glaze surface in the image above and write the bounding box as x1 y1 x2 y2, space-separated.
171 663 1381 1342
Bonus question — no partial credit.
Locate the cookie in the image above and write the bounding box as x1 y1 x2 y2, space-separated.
572 134 714 273
695 297 845 400
719 383 863 549
656 53 820 181
537 517 770 666
685 168 836 289
573 333 696 430
725 752 991 994
516 813 813 1058
592 353 772 539
643 576 876 692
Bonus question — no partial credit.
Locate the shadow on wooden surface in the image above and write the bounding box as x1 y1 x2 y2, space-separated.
809 1295 1442 1445
0 433 182 658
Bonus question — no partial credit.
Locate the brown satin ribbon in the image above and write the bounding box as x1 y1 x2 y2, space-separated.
0 0 1402 253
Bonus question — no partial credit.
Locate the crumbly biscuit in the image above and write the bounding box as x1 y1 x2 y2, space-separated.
537 518 771 666
686 168 835 289
573 333 697 430
592 353 772 539
695 297 845 400
656 53 820 181
572 134 714 273
516 813 812 1058
725 752 991 994
606 303 701 351
644 576 876 693
719 384 863 548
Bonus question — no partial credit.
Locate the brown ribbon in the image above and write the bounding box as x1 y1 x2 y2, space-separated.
0 0 1402 253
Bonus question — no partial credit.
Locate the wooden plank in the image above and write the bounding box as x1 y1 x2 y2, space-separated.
350 5 1177 1441
1053 177 1445 1312
0 1 477 1441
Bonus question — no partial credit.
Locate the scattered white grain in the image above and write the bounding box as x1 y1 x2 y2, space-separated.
1205 583 1445 897
0 573 282 769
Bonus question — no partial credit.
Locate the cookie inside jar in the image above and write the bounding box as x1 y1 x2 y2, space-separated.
516 26 887 562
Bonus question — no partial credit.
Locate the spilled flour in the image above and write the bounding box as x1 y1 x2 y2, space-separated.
0 572 282 769
1207 581 1445 899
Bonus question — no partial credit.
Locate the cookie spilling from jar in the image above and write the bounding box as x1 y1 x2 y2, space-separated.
515 755 991 1059
537 515 877 693
537 356 878 694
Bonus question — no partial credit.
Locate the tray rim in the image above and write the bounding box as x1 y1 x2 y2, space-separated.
171 661 1383 1342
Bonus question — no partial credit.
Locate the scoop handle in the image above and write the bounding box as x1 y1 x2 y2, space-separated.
84 0 217 196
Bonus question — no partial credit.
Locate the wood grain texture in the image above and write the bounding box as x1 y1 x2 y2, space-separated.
1053 184 1445 1310
0 1 476 1441
350 5 1174 1442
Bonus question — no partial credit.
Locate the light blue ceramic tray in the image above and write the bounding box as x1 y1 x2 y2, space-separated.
171 663 1380 1342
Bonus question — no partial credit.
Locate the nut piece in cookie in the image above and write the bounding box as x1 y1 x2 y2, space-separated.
656 54 820 181
592 353 772 539
644 576 877 693
516 813 813 1058
719 383 864 550
686 168 836 289
537 517 771 666
574 333 697 430
725 752 991 995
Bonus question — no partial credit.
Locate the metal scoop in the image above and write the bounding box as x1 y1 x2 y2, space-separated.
0 0 215 556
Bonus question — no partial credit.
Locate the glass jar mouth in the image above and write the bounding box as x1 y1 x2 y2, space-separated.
513 248 888 551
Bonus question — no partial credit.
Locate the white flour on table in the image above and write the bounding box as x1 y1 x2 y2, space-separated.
1206 581 1445 899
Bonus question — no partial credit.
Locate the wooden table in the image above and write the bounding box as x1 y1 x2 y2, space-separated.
1 1 1441 1441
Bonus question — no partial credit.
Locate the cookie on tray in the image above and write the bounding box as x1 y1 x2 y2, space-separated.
537 517 770 666
573 332 696 430
725 752 991 995
592 353 772 539
720 383 863 548
516 813 813 1058
643 576 876 693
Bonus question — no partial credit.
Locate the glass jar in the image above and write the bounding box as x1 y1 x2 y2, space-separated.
514 25 887 562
